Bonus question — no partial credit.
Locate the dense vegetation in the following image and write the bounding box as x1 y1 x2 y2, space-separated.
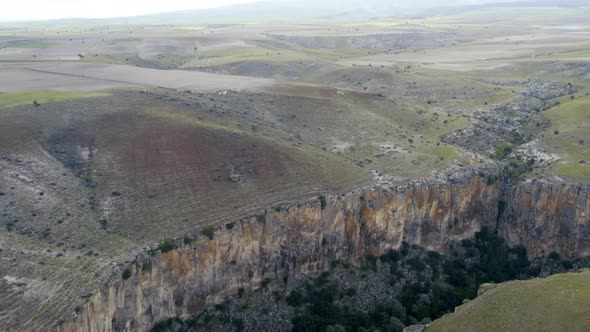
151 227 587 332
286 228 534 331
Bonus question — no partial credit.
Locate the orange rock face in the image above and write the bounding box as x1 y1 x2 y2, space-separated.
500 181 590 258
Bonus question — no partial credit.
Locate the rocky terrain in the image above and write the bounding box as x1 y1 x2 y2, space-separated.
442 80 576 154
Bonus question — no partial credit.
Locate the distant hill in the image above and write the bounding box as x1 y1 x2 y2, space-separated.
2 0 570 25
132 0 534 24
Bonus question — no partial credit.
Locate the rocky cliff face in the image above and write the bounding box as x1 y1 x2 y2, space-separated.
58 177 590 332
499 180 590 258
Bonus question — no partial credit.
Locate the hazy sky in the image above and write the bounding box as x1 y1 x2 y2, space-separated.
0 0 260 21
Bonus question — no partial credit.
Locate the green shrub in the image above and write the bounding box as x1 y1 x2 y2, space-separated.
408 257 426 272
365 254 378 271
381 249 401 263
237 287 245 298
387 317 405 332
400 242 410 256
493 144 513 160
225 222 235 230
286 289 305 307
503 157 534 182
327 325 346 332
486 175 498 185
562 260 574 269
444 258 469 287
319 195 327 210
388 299 407 321
317 271 331 286
426 251 442 277
201 226 215 240
122 268 132 280
429 283 458 318
510 132 525 145
233 318 245 332
158 239 176 253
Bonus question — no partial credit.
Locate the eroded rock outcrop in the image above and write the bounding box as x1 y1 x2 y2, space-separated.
58 177 590 332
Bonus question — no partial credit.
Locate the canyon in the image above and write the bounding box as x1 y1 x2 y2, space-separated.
58 176 590 331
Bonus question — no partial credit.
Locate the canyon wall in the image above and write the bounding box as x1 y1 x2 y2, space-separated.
499 181 590 258
59 178 590 332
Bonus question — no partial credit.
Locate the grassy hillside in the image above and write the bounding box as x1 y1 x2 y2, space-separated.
0 90 107 108
428 270 590 332
537 91 590 183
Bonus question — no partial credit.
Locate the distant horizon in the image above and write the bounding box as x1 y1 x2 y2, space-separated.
0 0 261 22
0 0 577 23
